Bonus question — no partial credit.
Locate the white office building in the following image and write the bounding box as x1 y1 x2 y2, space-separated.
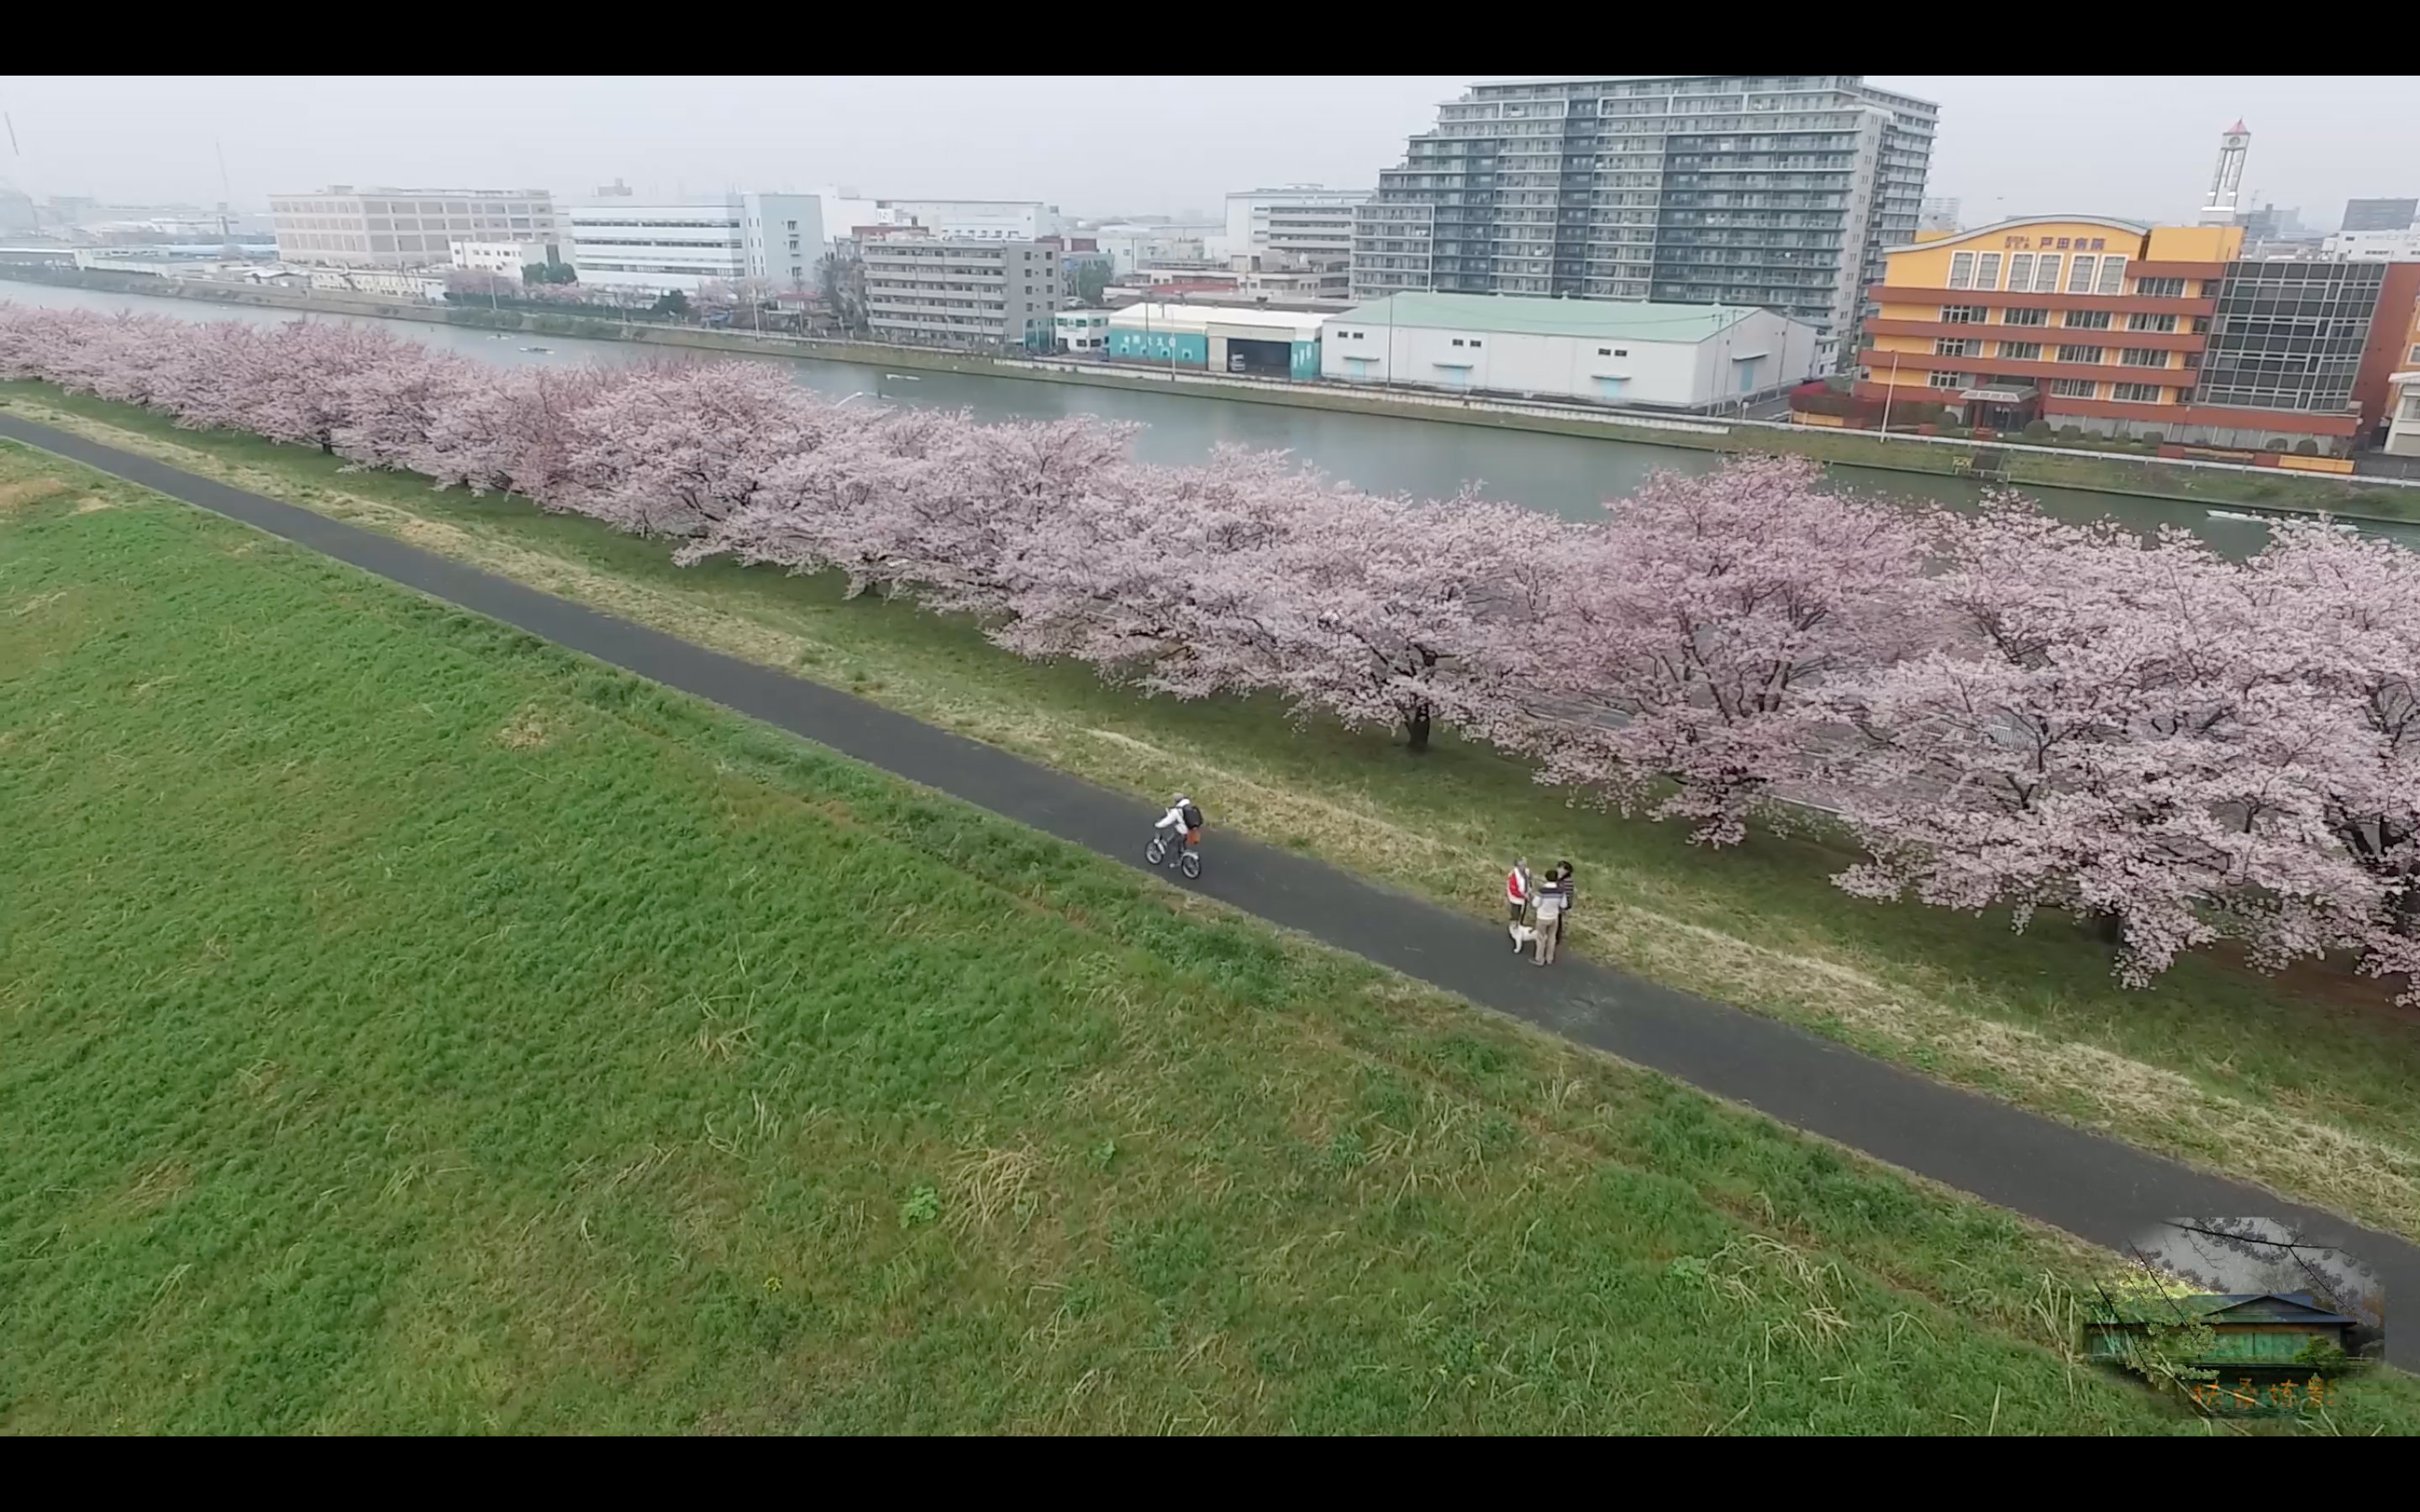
1219 186 1368 263
568 193 826 297
1321 291 1820 412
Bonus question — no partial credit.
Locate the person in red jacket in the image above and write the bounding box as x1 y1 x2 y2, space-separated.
1505 858 1534 951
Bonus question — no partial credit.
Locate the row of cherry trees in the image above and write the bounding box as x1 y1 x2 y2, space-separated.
4 303 2413 1001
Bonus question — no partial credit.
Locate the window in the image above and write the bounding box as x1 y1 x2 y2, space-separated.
2120 348 2170 367
2112 381 2165 402
2066 255 2098 294
2002 306 2049 327
1613 348 1628 356
2128 312 2178 333
2135 276 2185 298
1470 339 1482 348
1974 252 2002 291
2050 378 2098 398
2058 344 2106 364
1948 251 1975 289
2096 256 2126 295
2007 253 2033 291
1940 304 1987 323
1928 369 1964 388
2064 309 2112 330
1935 338 1980 357
2408 343 2420 364
2033 254 2062 292
1452 338 1465 346
1998 341 2043 360
1598 346 1612 355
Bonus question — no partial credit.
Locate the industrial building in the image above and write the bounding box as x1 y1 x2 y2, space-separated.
270 186 557 269
860 235 1061 350
1320 291 1820 410
1350 75 1937 368
566 194 824 297
1104 303 1326 380
1857 215 2412 457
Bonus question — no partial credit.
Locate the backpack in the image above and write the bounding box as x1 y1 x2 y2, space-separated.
1181 803 1203 832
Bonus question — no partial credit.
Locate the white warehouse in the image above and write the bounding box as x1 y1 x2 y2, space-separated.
1321 291 1821 412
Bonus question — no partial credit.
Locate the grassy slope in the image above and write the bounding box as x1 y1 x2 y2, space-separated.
7 385 2420 1257
8 448 2354 1436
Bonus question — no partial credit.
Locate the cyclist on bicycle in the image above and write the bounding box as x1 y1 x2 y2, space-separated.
1156 794 1204 858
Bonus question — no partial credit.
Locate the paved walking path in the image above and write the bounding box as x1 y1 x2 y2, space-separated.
8 412 2412 1368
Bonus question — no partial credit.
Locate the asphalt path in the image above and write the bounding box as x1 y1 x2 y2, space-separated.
7 411 2411 1367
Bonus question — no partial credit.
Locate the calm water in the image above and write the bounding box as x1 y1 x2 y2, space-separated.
8 279 2406 559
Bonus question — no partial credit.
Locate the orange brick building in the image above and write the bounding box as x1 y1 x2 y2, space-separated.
1857 216 2392 456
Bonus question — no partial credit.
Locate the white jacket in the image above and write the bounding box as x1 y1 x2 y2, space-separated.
1157 806 1191 833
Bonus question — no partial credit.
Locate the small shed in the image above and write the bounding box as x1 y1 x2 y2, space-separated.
2084 1292 2357 1370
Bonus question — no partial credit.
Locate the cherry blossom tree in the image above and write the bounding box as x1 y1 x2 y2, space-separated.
560 359 828 537
1821 503 2381 984
1483 454 1931 844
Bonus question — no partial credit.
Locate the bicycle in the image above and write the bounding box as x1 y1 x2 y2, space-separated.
1145 827 1202 880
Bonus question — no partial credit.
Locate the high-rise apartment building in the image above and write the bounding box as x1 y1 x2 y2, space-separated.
1350 75 1937 365
271 186 556 268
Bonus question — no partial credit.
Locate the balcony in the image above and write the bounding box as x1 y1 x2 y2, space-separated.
1860 346 2191 390
1865 284 2215 319
1863 317 2206 352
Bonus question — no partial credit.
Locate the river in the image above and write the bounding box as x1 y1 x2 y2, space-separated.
7 279 2406 557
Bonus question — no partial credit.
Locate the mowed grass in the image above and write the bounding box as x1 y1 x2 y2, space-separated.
10 386 2420 1250
5 447 2371 1436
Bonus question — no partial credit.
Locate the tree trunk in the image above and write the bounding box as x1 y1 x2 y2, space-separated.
2091 909 2126 947
1405 701 1432 754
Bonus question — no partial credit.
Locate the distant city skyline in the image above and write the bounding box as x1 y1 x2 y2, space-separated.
2 76 2413 231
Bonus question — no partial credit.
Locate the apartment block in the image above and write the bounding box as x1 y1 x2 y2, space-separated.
1350 75 1937 365
271 186 556 268
859 236 1060 349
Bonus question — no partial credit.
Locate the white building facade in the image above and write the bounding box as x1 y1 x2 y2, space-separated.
2386 370 2420 457
450 239 548 277
306 268 452 302
1054 309 1112 354
569 193 825 297
1219 186 1368 264
2323 228 2420 262
1320 291 1820 411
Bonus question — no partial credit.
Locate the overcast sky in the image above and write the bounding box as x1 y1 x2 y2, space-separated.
2 76 2412 229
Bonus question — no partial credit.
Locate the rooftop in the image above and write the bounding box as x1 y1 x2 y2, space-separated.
1331 291 1771 342
1880 214 2155 255
1107 302 1326 335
